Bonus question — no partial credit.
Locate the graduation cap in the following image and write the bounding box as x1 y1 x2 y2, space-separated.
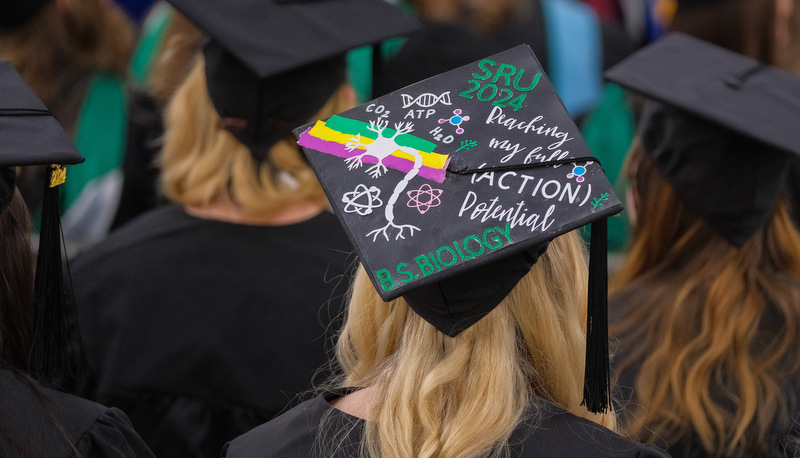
605 32 800 246
163 0 419 161
296 44 623 412
0 61 84 387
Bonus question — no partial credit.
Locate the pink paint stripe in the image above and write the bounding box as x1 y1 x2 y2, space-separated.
298 130 447 183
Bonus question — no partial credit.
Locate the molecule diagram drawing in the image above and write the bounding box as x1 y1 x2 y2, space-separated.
438 109 470 134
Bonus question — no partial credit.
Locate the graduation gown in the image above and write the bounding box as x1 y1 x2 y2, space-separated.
221 392 672 457
69 204 355 458
0 369 154 457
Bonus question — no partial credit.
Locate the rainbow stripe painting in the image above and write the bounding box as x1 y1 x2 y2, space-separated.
297 115 450 183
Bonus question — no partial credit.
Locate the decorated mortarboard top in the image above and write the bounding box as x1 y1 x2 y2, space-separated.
296 44 623 411
605 33 800 245
164 0 419 159
0 61 84 214
297 44 622 313
0 61 84 388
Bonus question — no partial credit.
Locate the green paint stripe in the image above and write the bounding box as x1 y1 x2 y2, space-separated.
326 115 438 152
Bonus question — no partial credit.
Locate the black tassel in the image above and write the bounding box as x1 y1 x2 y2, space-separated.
582 217 610 413
29 165 76 388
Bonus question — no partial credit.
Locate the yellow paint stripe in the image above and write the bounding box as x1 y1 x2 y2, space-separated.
307 121 449 170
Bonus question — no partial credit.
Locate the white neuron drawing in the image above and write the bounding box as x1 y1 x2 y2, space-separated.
344 118 424 242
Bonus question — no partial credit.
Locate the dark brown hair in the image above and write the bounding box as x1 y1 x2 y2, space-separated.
0 190 34 370
0 189 83 457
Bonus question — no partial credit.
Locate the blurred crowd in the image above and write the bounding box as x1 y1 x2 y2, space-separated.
1 0 800 457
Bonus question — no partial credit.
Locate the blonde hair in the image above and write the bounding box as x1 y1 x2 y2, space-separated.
146 9 204 105
335 230 615 457
611 141 800 456
159 58 352 218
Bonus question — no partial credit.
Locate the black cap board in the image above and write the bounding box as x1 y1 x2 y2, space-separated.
163 0 420 160
296 44 623 412
605 33 800 245
0 60 84 213
0 60 84 388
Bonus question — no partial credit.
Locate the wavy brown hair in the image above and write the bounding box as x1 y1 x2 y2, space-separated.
611 140 800 456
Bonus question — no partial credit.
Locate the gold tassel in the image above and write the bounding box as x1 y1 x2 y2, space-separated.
49 164 66 188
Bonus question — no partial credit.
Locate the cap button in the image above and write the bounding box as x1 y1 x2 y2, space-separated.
448 156 467 173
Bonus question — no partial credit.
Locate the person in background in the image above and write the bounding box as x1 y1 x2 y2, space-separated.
223 42 669 457
0 0 137 255
667 0 800 228
582 0 796 260
0 61 154 458
111 2 203 228
606 34 800 457
68 1 418 456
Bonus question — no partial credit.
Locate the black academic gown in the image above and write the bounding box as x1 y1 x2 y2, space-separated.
69 205 356 458
0 369 154 457
221 392 672 457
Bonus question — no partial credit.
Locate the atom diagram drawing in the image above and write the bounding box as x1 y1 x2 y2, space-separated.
342 184 383 215
406 183 443 215
567 161 593 182
438 109 470 134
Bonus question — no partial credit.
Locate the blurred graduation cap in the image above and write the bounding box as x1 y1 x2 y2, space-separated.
0 61 84 387
605 32 800 246
163 0 419 161
296 44 623 412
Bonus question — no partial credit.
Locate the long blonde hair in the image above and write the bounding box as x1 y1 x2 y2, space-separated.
159 58 352 218
335 230 615 457
146 8 204 106
611 141 800 456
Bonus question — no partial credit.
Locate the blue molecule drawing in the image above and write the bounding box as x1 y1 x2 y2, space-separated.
567 161 593 183
438 109 470 134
